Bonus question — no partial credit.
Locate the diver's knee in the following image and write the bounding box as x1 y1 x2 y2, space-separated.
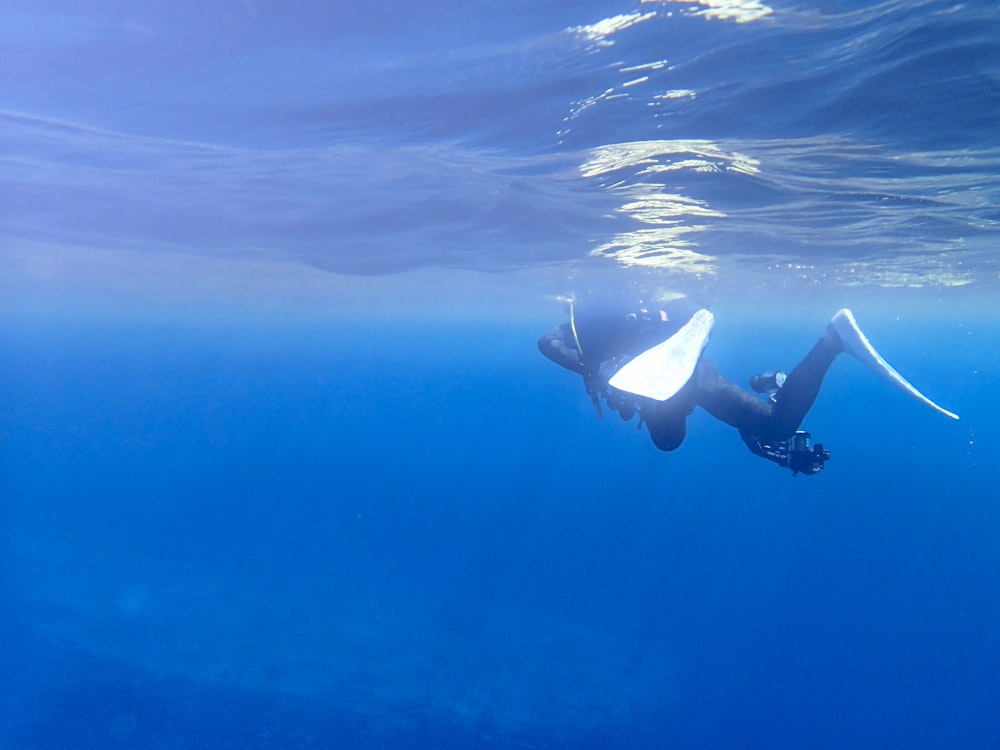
647 420 687 452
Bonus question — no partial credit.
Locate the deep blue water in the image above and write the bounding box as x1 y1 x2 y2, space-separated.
3 0 1000 748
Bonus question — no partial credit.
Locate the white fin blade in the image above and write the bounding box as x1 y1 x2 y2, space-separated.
831 309 959 420
609 309 714 402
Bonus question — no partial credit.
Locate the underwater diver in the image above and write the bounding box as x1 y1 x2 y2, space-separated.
538 298 959 476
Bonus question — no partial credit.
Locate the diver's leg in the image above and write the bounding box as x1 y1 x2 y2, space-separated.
643 395 694 451
693 327 839 442
692 359 775 435
645 411 688 451
718 310 944 440
769 327 841 436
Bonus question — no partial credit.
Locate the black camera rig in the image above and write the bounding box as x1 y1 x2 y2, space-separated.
742 430 831 477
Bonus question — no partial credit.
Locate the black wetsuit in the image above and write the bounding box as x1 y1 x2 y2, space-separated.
538 305 841 453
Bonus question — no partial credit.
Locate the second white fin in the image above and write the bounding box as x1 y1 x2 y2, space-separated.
831 309 959 420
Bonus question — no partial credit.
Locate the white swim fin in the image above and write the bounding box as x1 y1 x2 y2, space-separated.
831 309 959 420
609 309 714 402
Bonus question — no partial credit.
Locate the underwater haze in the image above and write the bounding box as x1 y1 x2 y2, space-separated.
2 0 1000 748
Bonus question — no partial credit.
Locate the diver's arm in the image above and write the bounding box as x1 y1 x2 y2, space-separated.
537 325 586 375
538 324 607 419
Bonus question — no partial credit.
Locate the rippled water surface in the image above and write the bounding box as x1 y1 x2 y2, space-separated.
4 0 999 288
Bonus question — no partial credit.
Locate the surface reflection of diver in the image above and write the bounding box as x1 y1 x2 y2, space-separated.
538 298 958 477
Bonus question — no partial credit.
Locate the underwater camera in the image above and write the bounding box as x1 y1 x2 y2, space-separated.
744 430 831 477
785 431 830 476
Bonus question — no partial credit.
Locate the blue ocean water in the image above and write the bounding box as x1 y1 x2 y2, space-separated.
2 1 999 748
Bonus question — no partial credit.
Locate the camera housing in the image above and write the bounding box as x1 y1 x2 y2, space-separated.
742 430 831 476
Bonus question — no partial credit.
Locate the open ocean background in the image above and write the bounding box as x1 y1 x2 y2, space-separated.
2 1 999 748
